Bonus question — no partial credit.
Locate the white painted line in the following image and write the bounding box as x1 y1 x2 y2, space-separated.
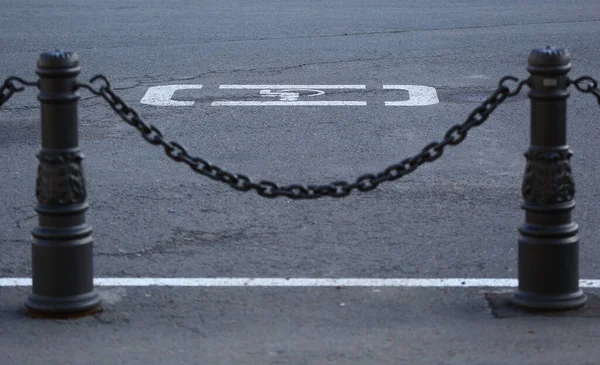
384 85 439 106
211 101 367 106
140 85 203 106
95 278 518 287
219 85 366 89
2 278 600 288
260 89 325 101
0 278 30 286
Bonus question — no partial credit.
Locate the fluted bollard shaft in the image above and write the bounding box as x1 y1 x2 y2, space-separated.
512 46 587 310
25 51 101 315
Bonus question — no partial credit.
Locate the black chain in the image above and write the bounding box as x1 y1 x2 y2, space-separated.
0 77 38 107
571 76 600 103
77 75 528 199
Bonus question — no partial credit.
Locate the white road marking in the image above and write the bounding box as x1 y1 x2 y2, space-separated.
219 85 366 89
140 84 203 106
216 85 365 106
211 101 367 106
260 89 325 101
216 85 364 105
140 84 441 106
1 278 600 288
383 85 439 106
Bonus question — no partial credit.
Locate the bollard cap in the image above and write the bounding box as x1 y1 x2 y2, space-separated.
37 50 79 69
528 46 571 73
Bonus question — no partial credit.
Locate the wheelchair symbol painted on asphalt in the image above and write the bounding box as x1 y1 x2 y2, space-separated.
259 89 325 101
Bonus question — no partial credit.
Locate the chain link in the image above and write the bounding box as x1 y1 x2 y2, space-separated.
571 76 600 103
77 75 528 199
0 77 38 107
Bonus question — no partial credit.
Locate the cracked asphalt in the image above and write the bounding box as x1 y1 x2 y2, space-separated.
1 1 600 364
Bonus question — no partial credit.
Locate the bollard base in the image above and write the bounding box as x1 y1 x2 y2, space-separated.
25 291 102 318
26 304 103 320
511 290 587 310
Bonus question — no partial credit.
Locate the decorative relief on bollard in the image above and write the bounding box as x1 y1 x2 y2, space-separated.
521 149 574 205
36 151 87 205
512 46 587 310
26 51 101 316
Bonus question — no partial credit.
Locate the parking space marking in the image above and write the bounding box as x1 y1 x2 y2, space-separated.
214 84 366 106
139 84 441 106
211 101 367 106
2 278 599 287
141 84 203 106
219 85 366 89
383 85 439 106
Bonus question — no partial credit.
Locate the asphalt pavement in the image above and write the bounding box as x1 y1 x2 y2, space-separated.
1 1 600 364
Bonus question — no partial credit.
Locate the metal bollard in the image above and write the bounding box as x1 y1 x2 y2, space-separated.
25 51 101 315
512 46 587 310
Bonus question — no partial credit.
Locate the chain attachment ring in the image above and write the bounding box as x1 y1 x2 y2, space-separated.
0 76 39 107
571 76 600 104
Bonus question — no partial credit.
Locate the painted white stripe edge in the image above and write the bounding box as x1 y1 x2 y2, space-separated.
219 85 366 89
211 101 367 106
1 278 599 288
